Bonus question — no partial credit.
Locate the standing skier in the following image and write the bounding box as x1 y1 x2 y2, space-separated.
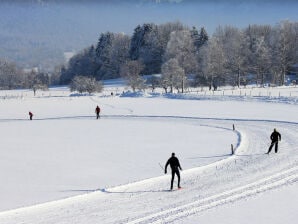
165 152 182 190
266 128 281 154
29 111 33 120
95 105 101 119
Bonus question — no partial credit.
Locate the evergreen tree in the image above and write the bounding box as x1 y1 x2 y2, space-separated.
96 32 115 80
129 23 161 74
60 46 97 85
109 33 131 79
129 24 154 60
190 26 209 53
198 27 209 48
190 26 200 53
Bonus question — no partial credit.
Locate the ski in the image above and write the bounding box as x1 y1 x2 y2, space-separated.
167 187 183 192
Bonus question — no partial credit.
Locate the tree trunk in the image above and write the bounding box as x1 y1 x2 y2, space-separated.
237 67 241 88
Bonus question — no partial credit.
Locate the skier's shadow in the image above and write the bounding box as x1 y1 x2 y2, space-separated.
37 115 93 120
187 153 231 159
100 189 170 194
235 153 266 157
61 189 100 193
62 189 169 194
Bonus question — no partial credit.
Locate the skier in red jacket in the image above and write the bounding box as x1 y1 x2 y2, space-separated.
95 106 101 119
29 111 33 120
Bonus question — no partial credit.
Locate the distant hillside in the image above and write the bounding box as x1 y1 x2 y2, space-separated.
0 2 101 71
0 1 154 71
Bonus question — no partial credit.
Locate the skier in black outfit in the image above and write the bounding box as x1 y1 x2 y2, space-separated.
266 128 281 154
165 152 182 190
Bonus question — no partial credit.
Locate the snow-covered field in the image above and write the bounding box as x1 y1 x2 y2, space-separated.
0 85 297 224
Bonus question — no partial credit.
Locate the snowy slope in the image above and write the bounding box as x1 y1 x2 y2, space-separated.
0 86 297 223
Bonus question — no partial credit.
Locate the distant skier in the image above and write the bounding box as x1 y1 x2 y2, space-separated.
95 105 101 119
165 152 182 190
266 128 281 154
29 111 33 120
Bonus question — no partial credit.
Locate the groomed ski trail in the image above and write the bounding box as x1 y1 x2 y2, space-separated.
0 116 297 224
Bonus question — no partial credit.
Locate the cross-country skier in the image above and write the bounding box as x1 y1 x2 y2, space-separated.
95 105 101 119
165 152 182 190
29 111 33 120
266 128 281 154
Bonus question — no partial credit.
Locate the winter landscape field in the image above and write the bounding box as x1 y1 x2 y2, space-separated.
0 84 297 224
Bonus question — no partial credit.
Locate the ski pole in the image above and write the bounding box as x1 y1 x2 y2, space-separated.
158 162 164 171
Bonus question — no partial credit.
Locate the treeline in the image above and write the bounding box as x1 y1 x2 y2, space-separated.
1 20 297 92
0 59 60 92
60 22 208 87
60 20 298 92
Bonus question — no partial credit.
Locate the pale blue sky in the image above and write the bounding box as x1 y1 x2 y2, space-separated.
60 0 298 35
2 1 298 35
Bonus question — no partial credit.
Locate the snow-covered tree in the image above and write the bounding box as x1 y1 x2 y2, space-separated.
254 37 271 86
70 76 103 94
244 25 273 86
201 34 226 89
30 72 49 96
120 60 145 92
163 30 197 92
221 26 248 87
0 59 22 90
271 21 298 85
157 21 186 53
161 58 185 93
165 30 197 74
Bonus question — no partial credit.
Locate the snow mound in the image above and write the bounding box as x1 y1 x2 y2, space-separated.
120 90 149 98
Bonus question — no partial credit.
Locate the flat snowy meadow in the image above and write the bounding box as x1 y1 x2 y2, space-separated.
0 84 297 224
